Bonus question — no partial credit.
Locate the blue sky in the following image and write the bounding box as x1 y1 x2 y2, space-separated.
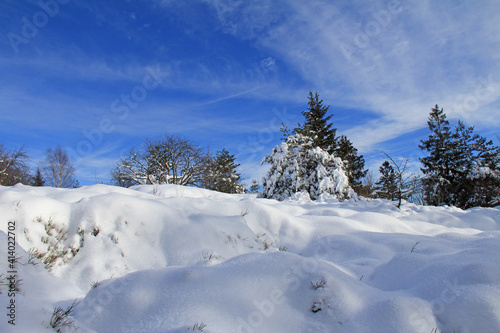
1 0 500 186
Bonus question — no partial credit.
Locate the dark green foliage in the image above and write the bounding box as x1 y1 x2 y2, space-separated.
295 91 337 153
335 135 368 191
449 121 500 208
375 161 397 200
204 149 244 193
248 179 260 193
291 92 366 193
31 168 45 186
419 105 455 206
419 105 500 208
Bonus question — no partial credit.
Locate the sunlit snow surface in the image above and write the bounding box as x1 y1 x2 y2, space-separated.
1 184 499 332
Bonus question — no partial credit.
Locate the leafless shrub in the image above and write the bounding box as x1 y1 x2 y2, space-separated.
202 251 221 261
49 300 79 332
191 322 207 331
411 241 421 253
311 278 327 290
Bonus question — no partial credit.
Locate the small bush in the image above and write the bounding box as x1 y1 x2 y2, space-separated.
224 233 236 244
25 252 40 266
256 233 273 250
191 322 207 331
202 251 221 261
311 278 327 290
30 217 74 270
49 300 79 332
91 226 100 236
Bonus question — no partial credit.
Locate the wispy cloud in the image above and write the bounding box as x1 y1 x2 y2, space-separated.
2 0 499 185
201 0 500 151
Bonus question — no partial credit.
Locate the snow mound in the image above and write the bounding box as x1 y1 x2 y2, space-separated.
0 184 499 332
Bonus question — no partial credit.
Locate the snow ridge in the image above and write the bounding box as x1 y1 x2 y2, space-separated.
1 184 499 332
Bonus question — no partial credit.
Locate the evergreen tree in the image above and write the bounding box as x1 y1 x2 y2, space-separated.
418 105 455 206
335 135 368 192
419 105 500 208
295 91 336 153
451 121 500 208
260 134 352 201
448 121 477 207
293 92 366 192
269 92 364 198
31 168 45 186
208 149 244 193
248 179 260 193
375 161 397 200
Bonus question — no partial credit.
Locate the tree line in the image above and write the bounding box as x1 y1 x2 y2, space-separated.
0 145 77 188
259 94 499 209
111 136 245 194
2 94 499 209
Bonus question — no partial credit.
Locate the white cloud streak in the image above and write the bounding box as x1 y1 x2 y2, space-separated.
202 0 500 150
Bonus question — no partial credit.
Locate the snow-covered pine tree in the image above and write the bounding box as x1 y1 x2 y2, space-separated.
293 92 367 194
419 105 455 206
260 134 352 201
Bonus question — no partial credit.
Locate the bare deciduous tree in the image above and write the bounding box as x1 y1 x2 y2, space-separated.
381 151 421 209
0 144 31 185
112 134 206 187
42 146 76 188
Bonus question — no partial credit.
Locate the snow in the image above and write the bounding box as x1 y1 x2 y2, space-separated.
261 134 352 201
1 183 500 332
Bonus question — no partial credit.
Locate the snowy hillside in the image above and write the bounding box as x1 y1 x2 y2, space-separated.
1 184 500 332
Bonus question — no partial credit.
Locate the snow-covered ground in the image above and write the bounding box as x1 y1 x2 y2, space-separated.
1 184 499 332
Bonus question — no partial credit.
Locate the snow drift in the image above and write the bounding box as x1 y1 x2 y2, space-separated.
0 184 499 332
